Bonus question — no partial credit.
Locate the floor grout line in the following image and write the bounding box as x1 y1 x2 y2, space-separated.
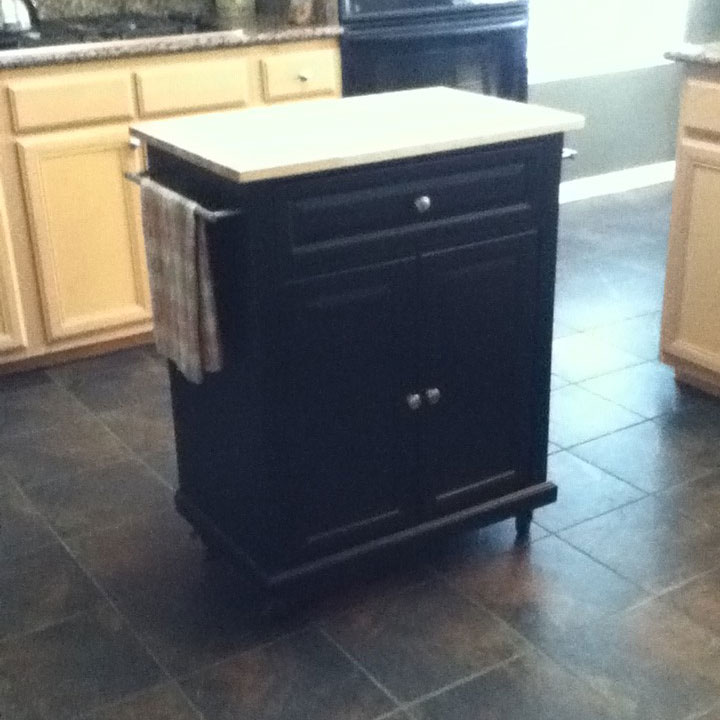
429 564 635 717
559 445 653 495
44 370 179 493
429 568 537 651
3 455 211 720
536 493 649 535
434 532 655 631
552 530 653 597
680 697 720 720
71 678 205 720
169 621 312 686
318 625 405 711
400 651 526 712
0 608 87 647
550 415 650 465
551 357 650 389
553 307 663 337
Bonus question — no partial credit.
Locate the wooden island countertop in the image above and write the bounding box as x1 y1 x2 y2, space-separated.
131 87 584 183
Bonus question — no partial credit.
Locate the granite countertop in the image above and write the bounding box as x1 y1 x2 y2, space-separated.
0 14 342 70
665 42 720 66
131 87 585 183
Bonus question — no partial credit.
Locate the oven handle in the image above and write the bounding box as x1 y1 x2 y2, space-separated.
342 18 527 43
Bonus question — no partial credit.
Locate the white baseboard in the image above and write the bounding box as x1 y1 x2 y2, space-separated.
559 160 676 205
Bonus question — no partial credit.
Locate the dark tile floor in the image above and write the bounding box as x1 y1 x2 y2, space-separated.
3 184 720 719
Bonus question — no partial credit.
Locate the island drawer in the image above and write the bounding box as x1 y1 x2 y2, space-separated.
287 206 535 277
282 143 540 272
135 59 251 117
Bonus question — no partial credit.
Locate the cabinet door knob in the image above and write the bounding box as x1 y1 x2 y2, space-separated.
297 73 309 82
414 195 432 214
425 387 441 405
406 393 423 411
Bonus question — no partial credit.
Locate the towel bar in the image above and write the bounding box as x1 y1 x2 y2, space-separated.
124 172 243 223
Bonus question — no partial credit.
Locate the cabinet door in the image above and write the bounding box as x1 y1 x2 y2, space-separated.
662 136 720 374
0 185 27 353
17 127 152 343
278 260 419 556
420 232 540 515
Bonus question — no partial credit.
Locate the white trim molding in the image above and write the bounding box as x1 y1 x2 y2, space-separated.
559 161 676 205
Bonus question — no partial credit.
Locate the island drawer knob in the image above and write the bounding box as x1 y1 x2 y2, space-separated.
414 195 432 214
297 73 310 82
425 388 441 405
406 393 423 411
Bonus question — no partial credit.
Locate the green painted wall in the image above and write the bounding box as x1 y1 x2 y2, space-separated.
686 0 720 42
529 64 683 180
528 1 720 181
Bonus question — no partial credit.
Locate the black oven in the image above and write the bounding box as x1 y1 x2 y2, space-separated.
340 0 529 101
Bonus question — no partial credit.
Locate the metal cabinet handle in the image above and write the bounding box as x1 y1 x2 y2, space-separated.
406 393 423 411
414 195 432 214
297 73 309 82
425 388 441 405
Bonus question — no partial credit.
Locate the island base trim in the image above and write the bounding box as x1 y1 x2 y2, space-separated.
175 481 557 589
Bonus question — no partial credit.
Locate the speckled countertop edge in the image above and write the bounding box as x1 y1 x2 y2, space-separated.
0 21 342 70
665 42 720 66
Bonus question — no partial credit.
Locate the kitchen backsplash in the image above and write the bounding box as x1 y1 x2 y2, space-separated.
35 0 337 20
35 0 212 18
256 0 336 23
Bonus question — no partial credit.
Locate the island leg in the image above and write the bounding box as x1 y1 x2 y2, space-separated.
515 510 533 546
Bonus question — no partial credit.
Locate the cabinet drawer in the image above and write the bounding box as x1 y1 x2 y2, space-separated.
8 72 134 132
135 59 250 117
681 78 720 135
260 49 339 102
283 144 539 273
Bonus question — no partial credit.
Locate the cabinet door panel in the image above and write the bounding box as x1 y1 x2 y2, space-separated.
0 184 27 353
18 127 152 343
662 136 720 374
278 260 419 555
420 232 539 514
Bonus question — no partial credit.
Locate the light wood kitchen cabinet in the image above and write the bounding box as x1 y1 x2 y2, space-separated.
0 182 27 353
17 127 151 343
134 58 251 117
260 48 339 101
0 37 341 369
7 71 135 132
662 68 720 394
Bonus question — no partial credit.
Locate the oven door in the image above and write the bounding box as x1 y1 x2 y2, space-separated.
340 0 527 23
341 22 528 101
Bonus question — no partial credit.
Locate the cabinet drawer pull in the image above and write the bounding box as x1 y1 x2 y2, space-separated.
406 393 423 411
425 387 441 405
297 73 310 83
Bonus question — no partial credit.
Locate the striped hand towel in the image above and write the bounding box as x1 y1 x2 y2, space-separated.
140 177 223 384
